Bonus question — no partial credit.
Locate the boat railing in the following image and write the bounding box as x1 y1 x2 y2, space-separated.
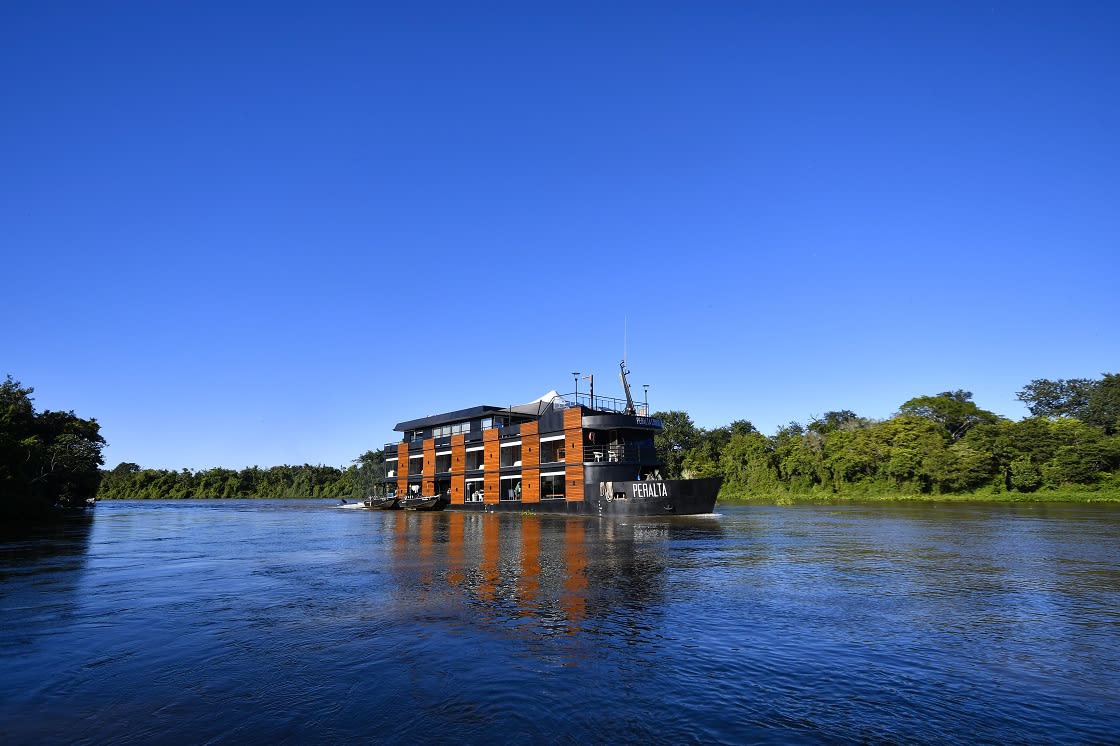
579 442 649 464
559 392 649 416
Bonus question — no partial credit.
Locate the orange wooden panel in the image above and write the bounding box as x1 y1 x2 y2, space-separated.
520 467 540 503
396 442 409 495
484 472 500 505
566 465 585 502
563 407 582 429
451 434 465 473
423 439 435 476
521 422 539 470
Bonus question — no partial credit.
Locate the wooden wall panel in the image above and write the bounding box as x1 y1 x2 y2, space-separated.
451 434 465 472
520 467 540 503
566 465 584 502
423 439 435 496
521 422 539 469
483 429 500 505
450 434 466 505
396 442 409 496
484 473 500 505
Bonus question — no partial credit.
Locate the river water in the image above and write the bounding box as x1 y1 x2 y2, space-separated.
2 500 1119 744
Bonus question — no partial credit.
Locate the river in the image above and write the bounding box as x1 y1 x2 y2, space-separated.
2 500 1119 744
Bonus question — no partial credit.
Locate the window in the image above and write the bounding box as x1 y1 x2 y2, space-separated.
540 439 565 463
465 448 485 471
500 443 522 468
500 476 521 501
540 473 566 500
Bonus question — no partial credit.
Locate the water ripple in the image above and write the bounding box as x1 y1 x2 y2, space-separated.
2 500 1119 744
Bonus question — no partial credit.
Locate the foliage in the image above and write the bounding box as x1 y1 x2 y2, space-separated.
88 372 1120 503
1017 373 1120 435
652 410 701 479
666 373 1120 501
899 390 1000 441
1 376 106 518
97 462 358 499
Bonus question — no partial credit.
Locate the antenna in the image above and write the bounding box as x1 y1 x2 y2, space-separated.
619 360 636 415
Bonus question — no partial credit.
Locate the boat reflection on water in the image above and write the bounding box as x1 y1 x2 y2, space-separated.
384 511 724 637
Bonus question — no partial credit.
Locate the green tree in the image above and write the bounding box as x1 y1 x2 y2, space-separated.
653 410 701 479
1009 456 1042 492
1 376 105 517
719 430 779 494
1084 373 1120 435
773 423 824 491
1015 377 1096 419
353 450 386 496
899 390 999 441
809 410 863 434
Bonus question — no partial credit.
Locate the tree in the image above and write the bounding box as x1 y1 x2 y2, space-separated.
652 410 701 479
353 449 387 496
773 423 824 491
1016 378 1095 419
1084 373 1120 435
1 376 105 517
719 431 779 494
899 390 999 441
809 410 863 434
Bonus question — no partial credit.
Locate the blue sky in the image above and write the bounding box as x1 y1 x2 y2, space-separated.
4 1 1118 471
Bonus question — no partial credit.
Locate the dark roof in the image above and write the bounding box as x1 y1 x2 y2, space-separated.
393 405 507 433
393 395 568 432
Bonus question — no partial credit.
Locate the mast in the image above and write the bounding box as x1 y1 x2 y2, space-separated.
619 360 636 415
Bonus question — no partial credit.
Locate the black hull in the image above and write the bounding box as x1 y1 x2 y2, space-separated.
400 496 446 511
445 477 721 516
363 497 400 510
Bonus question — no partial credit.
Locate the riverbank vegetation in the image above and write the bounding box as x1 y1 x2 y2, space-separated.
657 374 1120 503
83 372 1120 503
1 376 106 519
96 451 385 500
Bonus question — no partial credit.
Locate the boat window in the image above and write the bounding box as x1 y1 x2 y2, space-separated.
500 476 521 501
540 439 565 463
465 450 484 470
500 444 522 468
540 473 565 500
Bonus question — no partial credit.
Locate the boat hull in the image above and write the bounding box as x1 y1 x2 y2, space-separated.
399 495 446 511
445 477 721 516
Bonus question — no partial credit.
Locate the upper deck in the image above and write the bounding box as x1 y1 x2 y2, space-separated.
385 391 660 451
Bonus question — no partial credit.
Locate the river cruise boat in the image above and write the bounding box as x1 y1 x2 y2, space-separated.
378 363 721 515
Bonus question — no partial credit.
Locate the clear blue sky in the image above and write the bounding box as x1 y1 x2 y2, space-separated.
4 1 1117 471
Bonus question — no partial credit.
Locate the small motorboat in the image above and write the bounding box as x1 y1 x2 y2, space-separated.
363 495 400 510
398 494 445 511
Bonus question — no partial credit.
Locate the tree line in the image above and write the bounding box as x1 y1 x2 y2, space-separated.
10 372 1116 507
1 376 106 519
653 373 1120 499
96 451 385 500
